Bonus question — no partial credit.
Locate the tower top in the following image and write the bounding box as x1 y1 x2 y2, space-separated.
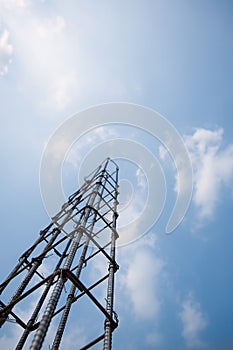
0 158 119 350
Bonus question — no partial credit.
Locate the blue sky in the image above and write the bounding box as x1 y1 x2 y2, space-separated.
1 1 233 349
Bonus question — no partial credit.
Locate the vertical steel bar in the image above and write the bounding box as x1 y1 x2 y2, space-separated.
0 159 119 350
29 231 83 350
30 159 110 350
15 237 73 350
51 166 109 349
103 163 119 350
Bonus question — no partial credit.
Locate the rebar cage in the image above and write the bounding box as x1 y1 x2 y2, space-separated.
0 158 119 350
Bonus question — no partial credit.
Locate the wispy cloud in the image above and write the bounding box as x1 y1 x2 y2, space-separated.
65 126 119 168
145 330 162 347
59 324 87 349
120 244 164 320
0 0 30 9
185 128 233 219
0 2 143 112
0 29 13 76
135 167 147 189
25 14 78 110
179 293 207 348
159 127 233 226
0 325 22 349
1 5 79 110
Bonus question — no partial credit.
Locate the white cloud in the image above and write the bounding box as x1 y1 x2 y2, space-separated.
64 126 119 170
185 128 233 219
0 2 143 112
136 167 147 189
159 144 168 161
0 29 13 76
0 0 30 9
0 325 22 349
27 15 78 110
120 246 164 320
36 15 66 37
179 293 207 348
145 330 162 346
2 7 80 110
60 324 87 349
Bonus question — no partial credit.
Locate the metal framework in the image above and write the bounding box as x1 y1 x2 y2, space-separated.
0 158 119 350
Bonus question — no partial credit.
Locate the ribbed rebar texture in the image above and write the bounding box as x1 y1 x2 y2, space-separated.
0 158 119 350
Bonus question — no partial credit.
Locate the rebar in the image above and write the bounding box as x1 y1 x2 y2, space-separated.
0 158 119 350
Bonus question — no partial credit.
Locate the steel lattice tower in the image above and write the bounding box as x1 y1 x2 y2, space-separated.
0 158 119 350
